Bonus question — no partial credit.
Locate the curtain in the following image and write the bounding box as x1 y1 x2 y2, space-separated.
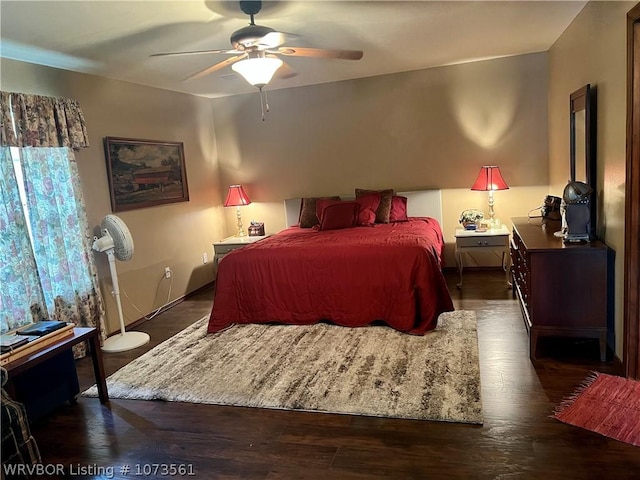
21 147 107 355
0 92 105 358
0 91 89 149
0 147 47 332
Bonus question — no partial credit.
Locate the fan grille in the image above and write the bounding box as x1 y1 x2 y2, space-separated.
101 215 134 261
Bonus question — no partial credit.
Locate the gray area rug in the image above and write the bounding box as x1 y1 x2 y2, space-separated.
84 310 482 424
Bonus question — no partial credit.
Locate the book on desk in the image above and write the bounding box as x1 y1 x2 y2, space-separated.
0 335 29 353
0 322 74 366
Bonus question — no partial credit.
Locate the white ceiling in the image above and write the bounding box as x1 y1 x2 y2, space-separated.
0 1 586 99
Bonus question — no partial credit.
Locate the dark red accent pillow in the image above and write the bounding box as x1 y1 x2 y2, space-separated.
355 188 394 223
298 196 340 228
317 202 359 231
354 192 380 226
390 195 408 222
316 198 340 222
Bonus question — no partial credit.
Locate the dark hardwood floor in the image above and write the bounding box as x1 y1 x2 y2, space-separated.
29 270 640 479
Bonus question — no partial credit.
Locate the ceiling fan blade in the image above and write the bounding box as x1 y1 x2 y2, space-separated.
184 54 247 81
151 49 241 58
266 57 297 79
275 47 363 60
254 31 287 48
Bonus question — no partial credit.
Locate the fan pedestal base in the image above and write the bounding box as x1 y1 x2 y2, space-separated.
102 331 150 353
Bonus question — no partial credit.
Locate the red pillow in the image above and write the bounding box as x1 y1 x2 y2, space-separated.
355 188 394 223
316 198 342 221
354 192 380 226
299 196 340 228
317 202 359 230
390 195 408 222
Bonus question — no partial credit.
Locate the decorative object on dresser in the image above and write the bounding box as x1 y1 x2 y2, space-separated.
92 215 150 352
559 180 593 243
510 217 613 362
84 311 483 424
455 225 511 289
224 185 252 237
470 165 509 228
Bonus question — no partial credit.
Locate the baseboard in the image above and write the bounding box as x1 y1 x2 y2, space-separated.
112 281 215 335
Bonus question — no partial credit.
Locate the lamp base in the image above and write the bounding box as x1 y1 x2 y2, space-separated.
236 206 246 237
102 331 150 353
485 218 502 229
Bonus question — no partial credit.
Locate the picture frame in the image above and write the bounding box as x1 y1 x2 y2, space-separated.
104 137 189 212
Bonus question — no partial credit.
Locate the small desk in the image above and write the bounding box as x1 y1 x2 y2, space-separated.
212 235 270 267
455 225 511 288
3 327 108 404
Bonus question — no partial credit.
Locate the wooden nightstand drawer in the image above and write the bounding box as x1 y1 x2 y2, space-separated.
456 235 507 248
212 235 271 273
214 244 239 255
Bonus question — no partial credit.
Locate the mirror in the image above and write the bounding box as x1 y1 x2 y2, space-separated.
569 84 597 235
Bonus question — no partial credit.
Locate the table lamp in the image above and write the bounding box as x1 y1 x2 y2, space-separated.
471 165 509 228
224 185 251 237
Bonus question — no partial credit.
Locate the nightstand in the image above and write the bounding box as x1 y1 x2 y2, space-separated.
455 225 511 289
212 235 270 267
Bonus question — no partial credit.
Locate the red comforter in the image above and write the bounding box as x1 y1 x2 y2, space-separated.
208 218 454 335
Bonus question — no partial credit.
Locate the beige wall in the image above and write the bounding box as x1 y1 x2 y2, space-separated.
548 1 634 359
1 58 224 334
213 53 551 266
1 49 556 332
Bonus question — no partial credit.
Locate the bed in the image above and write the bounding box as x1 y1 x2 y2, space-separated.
208 190 454 335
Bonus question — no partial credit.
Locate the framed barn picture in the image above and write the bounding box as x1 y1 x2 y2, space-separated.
104 137 189 212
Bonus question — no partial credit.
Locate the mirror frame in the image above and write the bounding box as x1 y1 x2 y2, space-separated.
569 84 597 236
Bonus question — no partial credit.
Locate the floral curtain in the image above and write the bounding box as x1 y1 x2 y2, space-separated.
0 91 89 149
0 91 105 358
0 147 47 332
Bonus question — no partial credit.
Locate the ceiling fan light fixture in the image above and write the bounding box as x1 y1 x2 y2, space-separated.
232 56 283 87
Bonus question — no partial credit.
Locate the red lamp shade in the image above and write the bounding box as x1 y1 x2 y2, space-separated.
470 166 509 191
224 185 251 207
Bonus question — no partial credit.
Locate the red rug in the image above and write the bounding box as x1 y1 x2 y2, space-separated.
552 372 640 447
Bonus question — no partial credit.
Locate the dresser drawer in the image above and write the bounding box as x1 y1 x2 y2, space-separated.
457 235 507 248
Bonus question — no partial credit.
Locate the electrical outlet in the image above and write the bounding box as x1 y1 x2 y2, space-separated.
202 252 208 264
164 267 171 279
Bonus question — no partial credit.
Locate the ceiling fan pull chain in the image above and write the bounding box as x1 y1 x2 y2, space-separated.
259 87 266 121
264 89 271 113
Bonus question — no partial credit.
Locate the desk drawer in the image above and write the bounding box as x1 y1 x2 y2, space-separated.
457 235 507 248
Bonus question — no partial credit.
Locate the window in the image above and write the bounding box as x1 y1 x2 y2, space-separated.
0 91 105 355
10 147 34 244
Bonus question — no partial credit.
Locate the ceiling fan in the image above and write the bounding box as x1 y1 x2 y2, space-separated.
150 0 363 118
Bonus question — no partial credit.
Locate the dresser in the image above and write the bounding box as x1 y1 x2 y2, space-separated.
510 217 612 361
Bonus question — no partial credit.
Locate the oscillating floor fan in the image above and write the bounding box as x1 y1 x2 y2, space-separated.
92 214 150 353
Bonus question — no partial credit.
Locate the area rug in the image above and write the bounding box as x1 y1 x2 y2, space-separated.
552 372 640 447
84 310 482 424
